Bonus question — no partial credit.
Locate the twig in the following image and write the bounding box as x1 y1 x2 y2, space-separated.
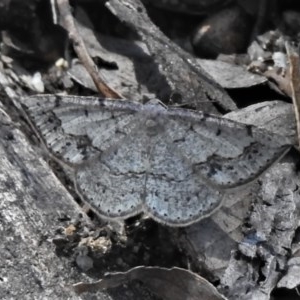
50 0 58 25
286 42 300 148
56 0 123 99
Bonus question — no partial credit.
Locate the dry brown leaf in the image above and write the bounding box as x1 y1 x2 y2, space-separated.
286 42 300 148
74 266 227 300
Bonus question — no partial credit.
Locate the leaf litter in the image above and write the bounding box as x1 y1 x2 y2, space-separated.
1 0 300 299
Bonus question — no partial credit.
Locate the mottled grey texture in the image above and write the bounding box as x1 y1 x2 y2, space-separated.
21 95 291 226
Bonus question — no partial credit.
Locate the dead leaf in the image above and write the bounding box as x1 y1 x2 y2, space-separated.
69 20 158 100
199 59 267 89
73 266 227 300
286 42 300 148
106 0 236 113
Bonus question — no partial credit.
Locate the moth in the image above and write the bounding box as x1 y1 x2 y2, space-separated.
21 95 291 226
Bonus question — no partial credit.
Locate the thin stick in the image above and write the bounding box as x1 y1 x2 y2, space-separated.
56 0 123 99
286 41 300 148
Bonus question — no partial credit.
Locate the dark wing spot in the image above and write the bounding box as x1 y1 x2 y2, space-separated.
54 96 62 107
98 99 105 106
80 148 87 156
5 132 15 141
206 163 222 177
174 137 186 143
246 125 253 137
201 113 210 121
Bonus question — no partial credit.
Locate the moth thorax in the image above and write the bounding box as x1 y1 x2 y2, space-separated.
145 118 164 137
